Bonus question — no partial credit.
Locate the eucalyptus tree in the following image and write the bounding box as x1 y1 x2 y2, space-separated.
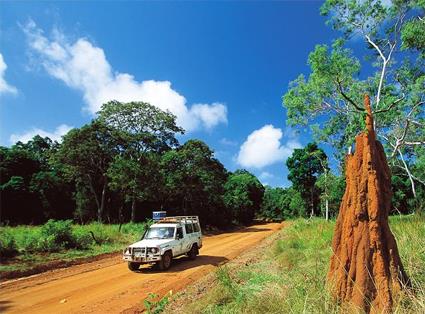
98 101 184 221
283 0 425 197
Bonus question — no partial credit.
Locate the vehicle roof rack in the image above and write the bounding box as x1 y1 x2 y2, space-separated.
156 216 199 224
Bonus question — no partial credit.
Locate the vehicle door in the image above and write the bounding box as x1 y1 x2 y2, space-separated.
193 222 202 247
175 226 185 255
183 223 194 253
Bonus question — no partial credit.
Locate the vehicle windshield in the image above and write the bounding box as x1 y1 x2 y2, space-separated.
144 227 175 240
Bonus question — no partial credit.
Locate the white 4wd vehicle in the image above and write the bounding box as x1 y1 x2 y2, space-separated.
123 216 202 271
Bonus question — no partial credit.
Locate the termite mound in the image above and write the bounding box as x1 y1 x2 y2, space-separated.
328 94 410 313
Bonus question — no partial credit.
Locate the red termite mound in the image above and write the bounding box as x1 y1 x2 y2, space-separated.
328 95 410 313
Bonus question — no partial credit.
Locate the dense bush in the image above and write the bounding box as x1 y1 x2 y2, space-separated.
0 220 150 261
259 187 307 221
0 230 18 259
39 219 75 251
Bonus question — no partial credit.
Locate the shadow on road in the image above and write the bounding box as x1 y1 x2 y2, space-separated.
136 255 229 274
0 300 13 312
234 227 273 233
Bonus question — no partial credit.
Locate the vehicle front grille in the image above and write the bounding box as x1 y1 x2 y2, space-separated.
132 248 145 254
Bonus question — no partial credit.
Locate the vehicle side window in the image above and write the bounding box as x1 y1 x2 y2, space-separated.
193 223 200 232
185 223 193 234
176 227 184 239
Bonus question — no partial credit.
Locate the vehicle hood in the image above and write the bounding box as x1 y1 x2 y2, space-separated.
129 239 174 248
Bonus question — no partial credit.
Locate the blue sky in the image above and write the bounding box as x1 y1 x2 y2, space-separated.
0 1 339 187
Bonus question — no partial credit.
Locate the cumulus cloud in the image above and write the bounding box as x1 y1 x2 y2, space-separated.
237 125 301 169
22 20 227 132
10 124 73 144
0 53 17 95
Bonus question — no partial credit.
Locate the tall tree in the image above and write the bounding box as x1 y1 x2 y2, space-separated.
160 140 228 226
1 136 73 224
286 143 328 217
283 0 425 197
315 171 345 219
54 121 116 222
223 169 264 225
98 101 184 221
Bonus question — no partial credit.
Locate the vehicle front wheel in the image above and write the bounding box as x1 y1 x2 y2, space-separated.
128 262 140 271
157 251 172 271
187 243 198 260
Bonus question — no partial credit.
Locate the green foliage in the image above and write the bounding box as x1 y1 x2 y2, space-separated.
284 0 425 200
286 143 328 217
401 17 425 52
144 292 171 314
54 121 116 222
223 170 264 225
0 221 149 274
259 186 307 220
98 101 184 221
0 230 18 259
315 172 346 218
39 219 75 251
160 140 229 226
283 43 365 159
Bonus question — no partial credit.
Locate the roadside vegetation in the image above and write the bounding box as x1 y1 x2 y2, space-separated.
0 219 149 274
175 215 425 314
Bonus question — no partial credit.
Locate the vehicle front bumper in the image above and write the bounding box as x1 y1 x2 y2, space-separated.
123 253 161 263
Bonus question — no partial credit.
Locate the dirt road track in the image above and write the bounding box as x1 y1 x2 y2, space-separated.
0 222 282 314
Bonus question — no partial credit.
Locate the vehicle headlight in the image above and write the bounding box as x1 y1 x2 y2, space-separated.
149 247 159 254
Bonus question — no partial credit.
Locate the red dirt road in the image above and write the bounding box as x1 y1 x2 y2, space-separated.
0 222 282 314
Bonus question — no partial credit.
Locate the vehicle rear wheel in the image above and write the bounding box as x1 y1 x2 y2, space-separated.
128 262 140 271
187 243 198 260
157 251 172 270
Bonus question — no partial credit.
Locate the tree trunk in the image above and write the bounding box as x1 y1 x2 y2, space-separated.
118 205 123 232
98 181 107 223
325 198 329 221
131 197 136 222
328 95 409 313
310 186 314 218
86 174 102 222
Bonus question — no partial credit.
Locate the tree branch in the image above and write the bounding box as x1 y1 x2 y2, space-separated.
397 148 417 198
373 94 405 114
335 79 364 112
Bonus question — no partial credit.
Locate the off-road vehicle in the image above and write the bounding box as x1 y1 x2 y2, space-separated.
123 216 202 271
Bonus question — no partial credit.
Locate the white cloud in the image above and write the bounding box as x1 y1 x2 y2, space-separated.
237 124 301 169
259 171 274 180
22 20 227 132
0 53 17 95
220 137 238 146
10 124 73 144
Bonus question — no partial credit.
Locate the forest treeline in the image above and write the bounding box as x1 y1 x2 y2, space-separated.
0 101 422 227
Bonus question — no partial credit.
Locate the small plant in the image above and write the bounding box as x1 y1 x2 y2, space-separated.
144 291 171 314
216 266 236 294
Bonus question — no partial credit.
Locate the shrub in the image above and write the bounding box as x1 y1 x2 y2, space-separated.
71 228 93 250
39 219 75 251
0 230 18 259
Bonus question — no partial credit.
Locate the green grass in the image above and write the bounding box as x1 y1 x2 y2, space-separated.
0 221 150 273
180 215 425 314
